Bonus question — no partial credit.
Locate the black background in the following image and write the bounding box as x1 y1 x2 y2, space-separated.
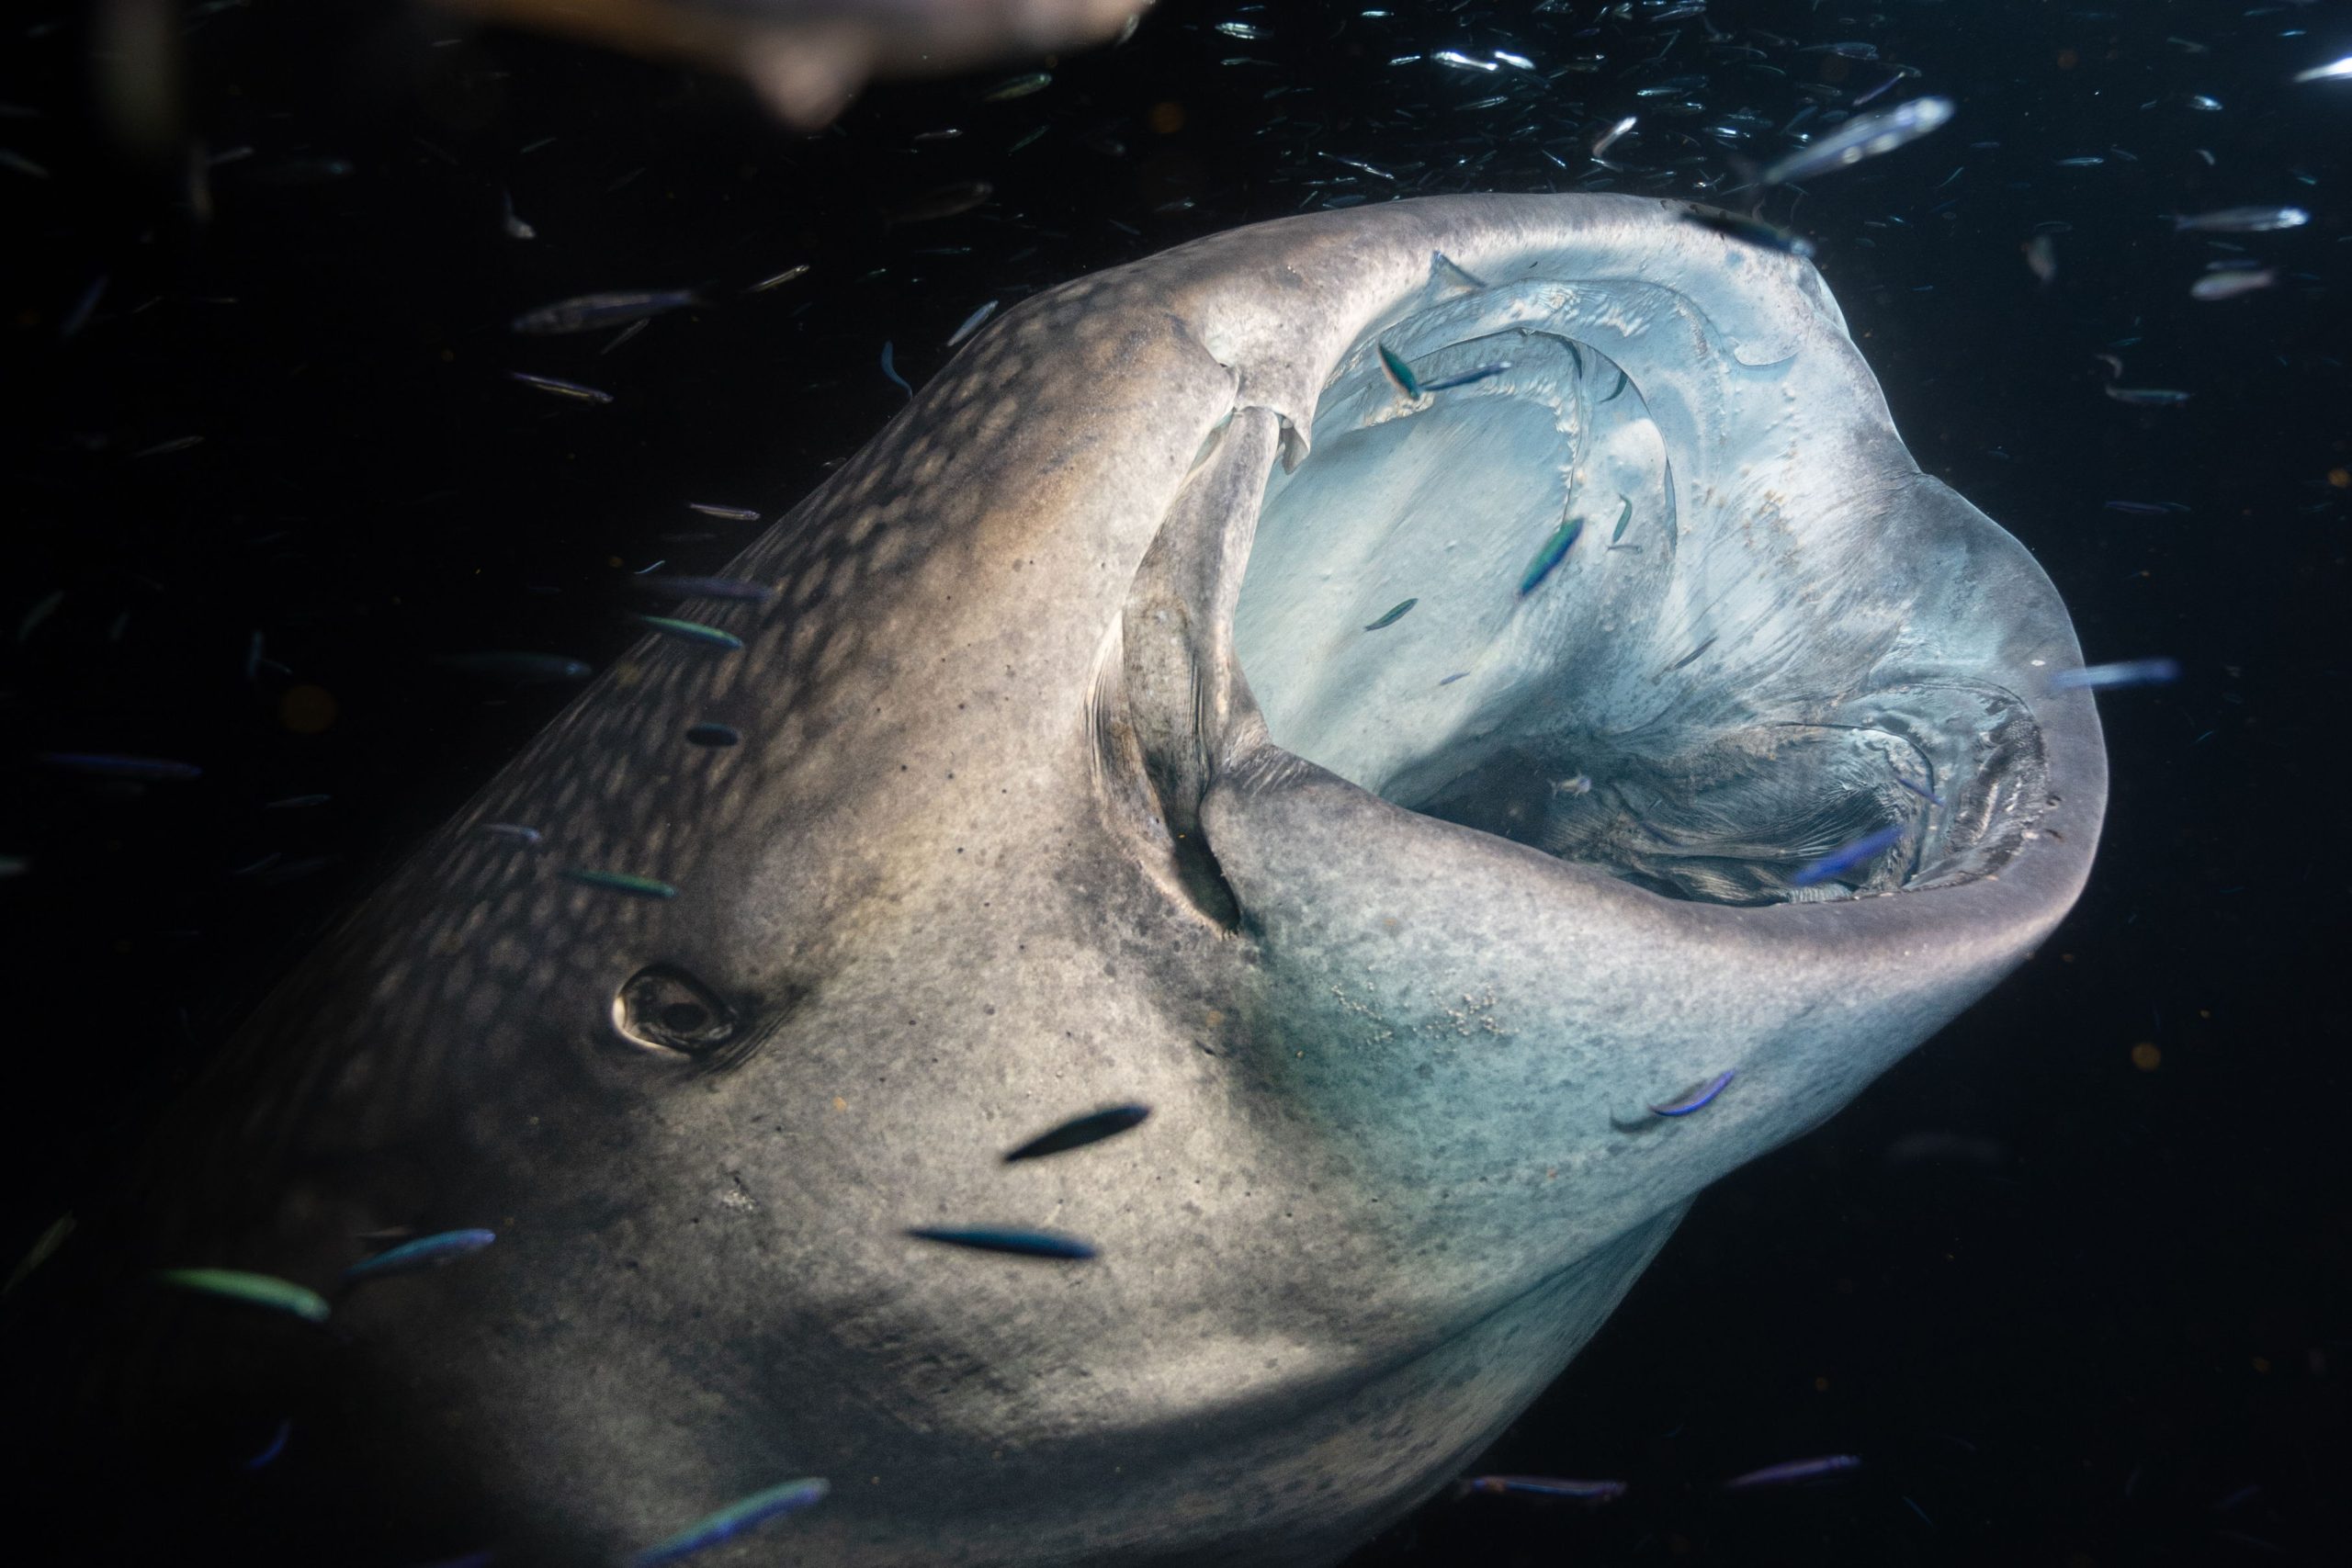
2 1 2344 1563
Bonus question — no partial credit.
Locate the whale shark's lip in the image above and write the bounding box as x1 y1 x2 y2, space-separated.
1103 196 2105 932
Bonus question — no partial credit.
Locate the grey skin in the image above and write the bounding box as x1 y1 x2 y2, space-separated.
74 195 2103 1566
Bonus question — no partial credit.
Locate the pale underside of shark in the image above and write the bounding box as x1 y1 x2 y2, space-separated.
76 194 2105 1566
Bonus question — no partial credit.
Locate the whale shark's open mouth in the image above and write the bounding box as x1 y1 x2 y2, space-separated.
1230 252 2053 908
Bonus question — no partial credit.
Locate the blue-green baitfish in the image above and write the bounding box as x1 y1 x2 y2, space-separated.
343 1228 496 1285
434 652 592 682
1002 1104 1152 1163
633 1477 831 1566
633 615 744 651
561 868 678 900
155 1268 330 1323
1517 514 1584 595
1376 341 1421 400
1608 495 1634 544
906 1227 1098 1260
1459 1474 1628 1503
1648 1069 1735 1117
1363 598 1418 631
1419 362 1512 393
1790 824 1908 887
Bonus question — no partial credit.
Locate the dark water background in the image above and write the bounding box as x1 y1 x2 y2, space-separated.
2 1 2345 1563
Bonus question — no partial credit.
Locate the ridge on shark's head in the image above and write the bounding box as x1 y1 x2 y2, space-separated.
20 195 2102 1568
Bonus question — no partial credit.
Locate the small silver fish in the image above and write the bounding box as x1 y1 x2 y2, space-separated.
2172 205 2308 233
2189 268 2277 301
981 72 1051 102
1724 1454 1863 1490
1591 115 1636 158
508 370 613 405
746 265 809 294
2290 56 2352 85
2103 386 2192 407
2046 657 2179 693
945 299 999 347
1761 96 1954 185
511 288 701 335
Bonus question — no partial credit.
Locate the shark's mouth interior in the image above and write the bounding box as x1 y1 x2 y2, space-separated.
1230 261 2050 908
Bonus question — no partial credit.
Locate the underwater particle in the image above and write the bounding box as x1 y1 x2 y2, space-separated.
2024 233 2058 285
1649 1070 1735 1118
633 1477 830 1567
628 575 775 603
2131 1042 2162 1072
434 652 593 682
1457 1474 1628 1503
1791 824 1909 888
508 370 614 405
633 615 745 651
36 752 202 781
499 189 534 241
684 722 741 747
277 683 337 735
2331 468 2350 491
2046 657 2180 693
1724 1454 1863 1490
243 1417 293 1472
1148 101 1185 134
18 587 62 642
344 1228 497 1285
480 823 542 844
906 1227 1098 1260
981 72 1051 101
562 869 678 900
1363 599 1418 631
511 288 701 335
1002 1104 1152 1162
155 1268 331 1324
0 854 25 877
1517 513 1584 595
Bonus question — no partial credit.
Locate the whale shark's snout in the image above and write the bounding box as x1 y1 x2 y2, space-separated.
25 196 2104 1568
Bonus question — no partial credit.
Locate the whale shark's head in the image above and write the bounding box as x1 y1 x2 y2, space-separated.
30 196 2103 1568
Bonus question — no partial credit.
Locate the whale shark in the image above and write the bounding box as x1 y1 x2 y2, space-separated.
27 194 2105 1566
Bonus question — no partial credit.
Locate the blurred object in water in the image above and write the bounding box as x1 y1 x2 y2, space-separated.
426 0 1152 128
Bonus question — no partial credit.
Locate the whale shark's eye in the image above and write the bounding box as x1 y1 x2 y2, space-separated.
613 965 737 1055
